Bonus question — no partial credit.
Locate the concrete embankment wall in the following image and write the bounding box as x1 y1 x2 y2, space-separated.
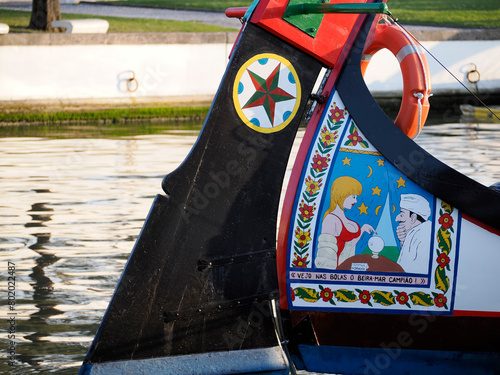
0 32 238 107
1 28 499 109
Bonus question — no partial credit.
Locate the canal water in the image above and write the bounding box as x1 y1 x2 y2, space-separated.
0 117 499 374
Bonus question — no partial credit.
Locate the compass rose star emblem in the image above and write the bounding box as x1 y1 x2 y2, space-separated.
243 63 295 127
234 54 301 133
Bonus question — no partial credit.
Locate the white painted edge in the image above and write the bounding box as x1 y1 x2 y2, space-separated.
86 346 289 375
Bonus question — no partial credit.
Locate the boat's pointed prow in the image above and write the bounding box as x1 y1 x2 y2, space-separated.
79 0 382 371
80 0 456 373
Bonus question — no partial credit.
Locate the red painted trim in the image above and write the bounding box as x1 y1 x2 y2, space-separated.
462 213 500 236
453 310 500 318
250 0 377 67
276 11 378 310
228 26 245 59
252 0 272 23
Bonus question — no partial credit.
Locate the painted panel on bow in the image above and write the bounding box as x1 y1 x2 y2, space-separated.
286 89 461 315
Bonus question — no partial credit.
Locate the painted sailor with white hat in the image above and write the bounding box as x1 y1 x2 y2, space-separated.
396 194 432 273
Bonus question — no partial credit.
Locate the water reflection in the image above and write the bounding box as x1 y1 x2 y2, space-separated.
26 203 53 228
21 196 65 370
0 120 498 374
415 122 500 187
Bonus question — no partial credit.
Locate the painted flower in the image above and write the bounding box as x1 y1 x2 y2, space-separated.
321 126 338 147
305 176 322 196
320 287 333 302
347 130 363 146
295 228 311 247
299 201 316 221
436 253 450 269
312 151 330 172
292 253 309 268
330 103 345 123
291 287 296 301
359 290 371 304
434 293 447 308
439 213 454 229
396 292 409 305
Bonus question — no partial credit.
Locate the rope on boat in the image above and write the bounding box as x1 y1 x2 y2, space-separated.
414 92 424 135
386 14 500 122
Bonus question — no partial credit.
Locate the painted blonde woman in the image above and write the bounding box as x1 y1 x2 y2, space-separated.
315 176 375 269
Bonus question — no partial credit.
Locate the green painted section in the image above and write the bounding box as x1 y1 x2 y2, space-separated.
296 3 390 15
283 2 391 38
284 0 326 38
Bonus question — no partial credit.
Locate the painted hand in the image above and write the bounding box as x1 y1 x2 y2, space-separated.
396 223 407 244
361 223 375 235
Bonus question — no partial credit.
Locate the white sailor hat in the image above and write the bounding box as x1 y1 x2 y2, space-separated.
399 194 431 221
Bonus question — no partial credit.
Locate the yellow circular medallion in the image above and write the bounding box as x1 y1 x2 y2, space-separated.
233 53 301 133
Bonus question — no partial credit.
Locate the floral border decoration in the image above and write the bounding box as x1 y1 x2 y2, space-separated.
292 201 456 310
344 122 368 148
292 102 345 268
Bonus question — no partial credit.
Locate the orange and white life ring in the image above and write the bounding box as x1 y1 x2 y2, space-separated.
361 24 431 139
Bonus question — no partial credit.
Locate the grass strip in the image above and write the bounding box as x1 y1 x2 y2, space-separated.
0 106 210 125
0 9 237 33
387 0 500 29
104 0 500 28
94 0 251 12
3 1 499 30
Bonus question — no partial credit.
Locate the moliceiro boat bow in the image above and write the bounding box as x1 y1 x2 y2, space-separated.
80 1 500 374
